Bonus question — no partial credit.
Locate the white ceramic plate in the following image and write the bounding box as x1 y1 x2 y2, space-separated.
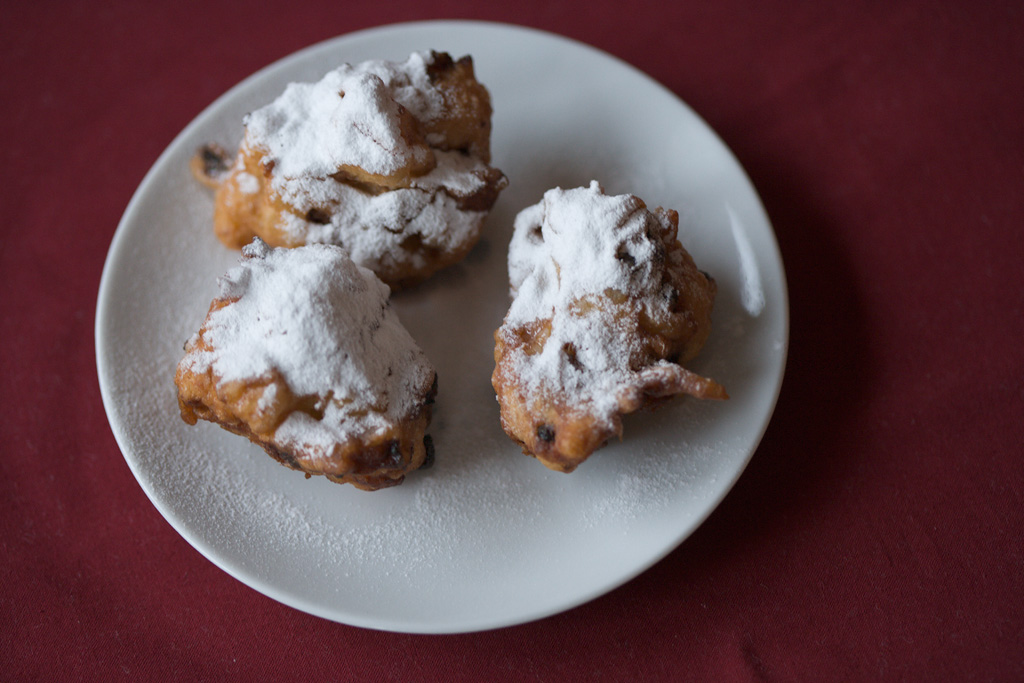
96 21 787 634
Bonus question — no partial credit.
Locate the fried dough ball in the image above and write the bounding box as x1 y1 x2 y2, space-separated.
192 51 507 289
174 238 437 490
492 182 727 473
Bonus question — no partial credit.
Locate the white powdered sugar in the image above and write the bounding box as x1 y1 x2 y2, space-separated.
235 171 259 195
504 181 677 424
235 51 497 273
180 238 434 460
243 54 442 179
271 150 490 271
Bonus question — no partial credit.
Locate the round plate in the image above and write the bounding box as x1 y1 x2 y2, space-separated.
96 20 787 634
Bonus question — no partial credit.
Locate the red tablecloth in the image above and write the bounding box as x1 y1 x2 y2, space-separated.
3 1 1021 680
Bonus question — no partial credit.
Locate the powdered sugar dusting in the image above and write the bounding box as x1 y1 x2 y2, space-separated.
179 239 434 455
235 171 259 195
272 150 489 272
232 51 501 278
503 181 678 425
244 55 440 180
157 425 552 588
582 434 729 529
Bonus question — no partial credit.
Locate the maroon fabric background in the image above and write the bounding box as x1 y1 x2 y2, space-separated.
3 1 1021 680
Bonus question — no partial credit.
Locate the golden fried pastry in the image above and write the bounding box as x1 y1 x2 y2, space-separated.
492 182 727 473
175 238 437 490
196 51 507 289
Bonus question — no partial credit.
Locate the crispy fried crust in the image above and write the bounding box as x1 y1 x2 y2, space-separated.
206 141 507 289
492 202 727 473
197 51 506 289
421 52 494 161
175 298 438 492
